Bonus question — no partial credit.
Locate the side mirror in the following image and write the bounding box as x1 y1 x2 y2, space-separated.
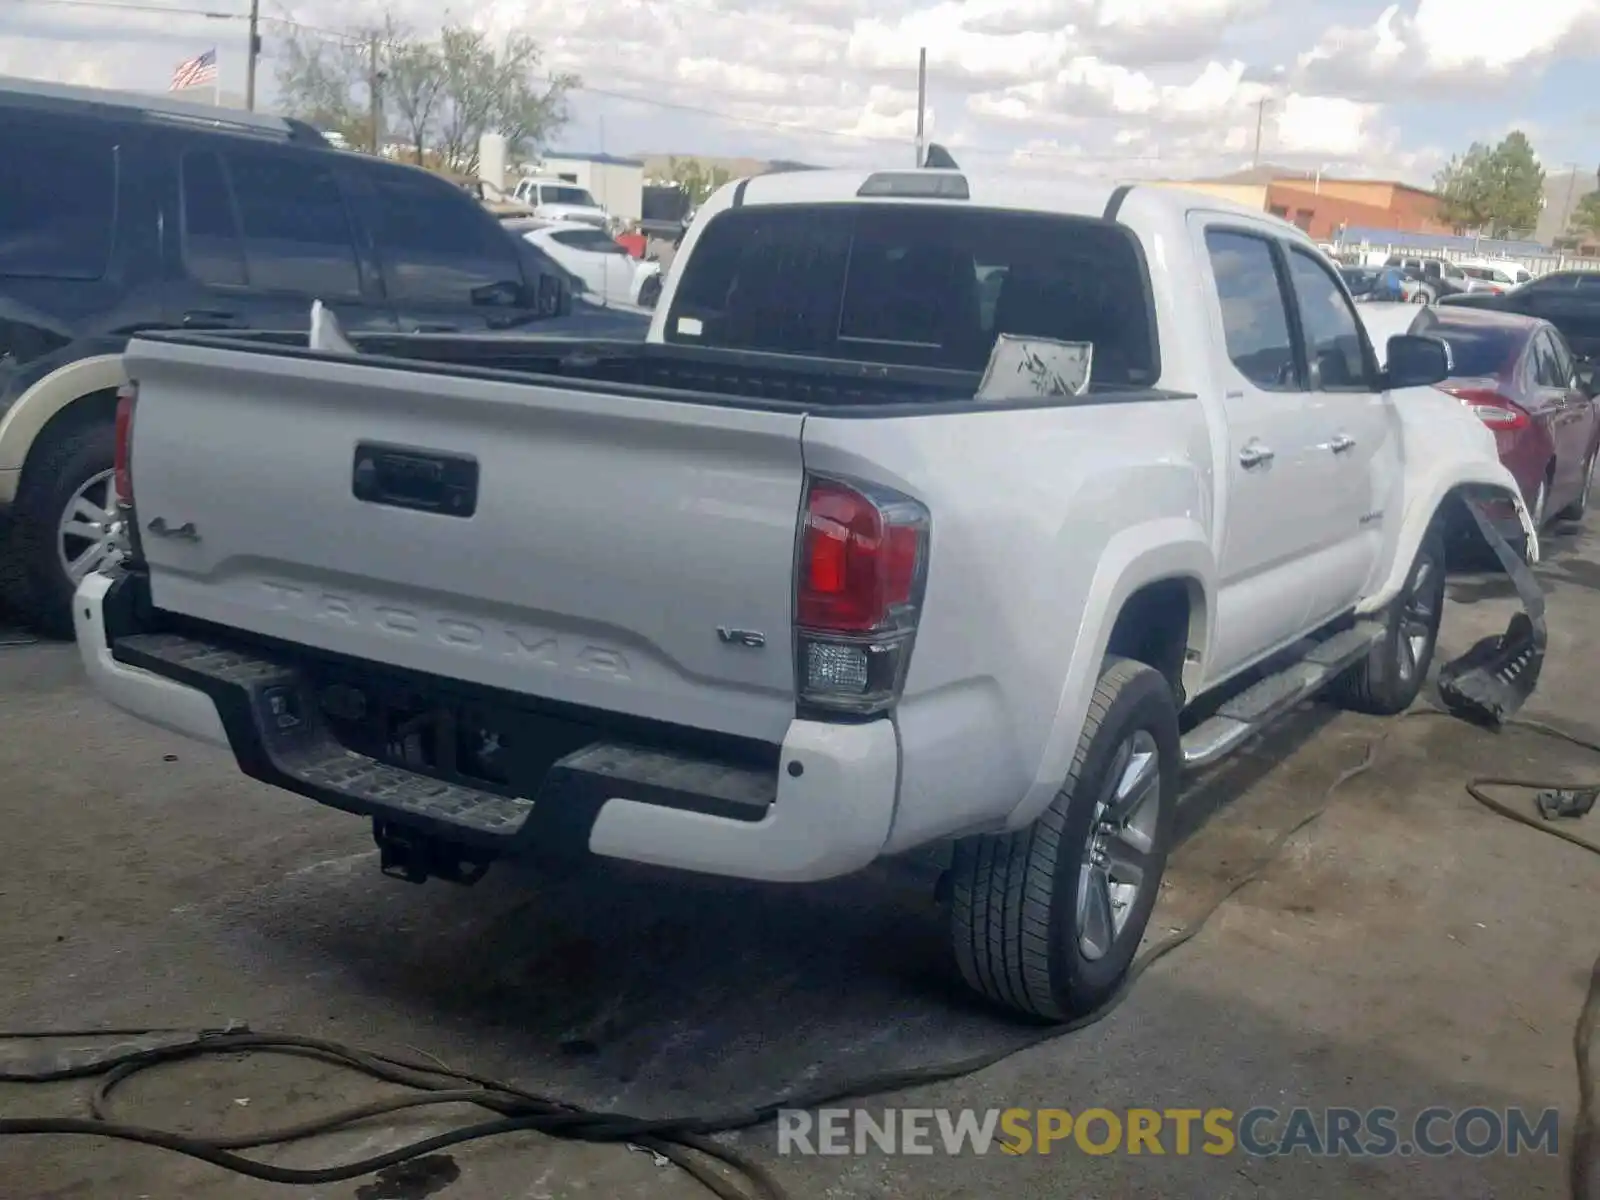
1577 363 1598 399
1384 334 1452 389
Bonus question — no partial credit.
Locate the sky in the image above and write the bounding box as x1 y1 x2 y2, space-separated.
1 0 1597 186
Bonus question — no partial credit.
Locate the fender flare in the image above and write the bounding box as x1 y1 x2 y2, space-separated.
1003 517 1215 831
0 352 128 492
1355 466 1537 616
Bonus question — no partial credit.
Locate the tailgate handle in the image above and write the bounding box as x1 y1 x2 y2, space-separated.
352 443 478 518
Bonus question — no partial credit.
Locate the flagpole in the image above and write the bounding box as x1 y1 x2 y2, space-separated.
214 49 221 107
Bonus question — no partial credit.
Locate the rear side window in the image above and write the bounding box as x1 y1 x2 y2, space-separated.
1204 229 1297 392
1415 318 1521 378
666 203 1158 385
0 124 116 280
549 228 627 255
365 169 524 306
224 148 360 297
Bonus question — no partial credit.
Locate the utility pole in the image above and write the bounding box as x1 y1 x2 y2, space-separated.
1558 162 1581 238
914 48 927 167
244 0 260 111
1251 96 1269 169
367 34 382 155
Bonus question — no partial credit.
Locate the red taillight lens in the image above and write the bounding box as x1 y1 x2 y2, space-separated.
1437 385 1529 430
113 381 137 506
798 481 922 633
794 477 929 714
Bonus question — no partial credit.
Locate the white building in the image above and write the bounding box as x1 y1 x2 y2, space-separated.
536 152 645 223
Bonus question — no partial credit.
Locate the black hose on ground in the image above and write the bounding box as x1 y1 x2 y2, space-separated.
0 709 1595 1200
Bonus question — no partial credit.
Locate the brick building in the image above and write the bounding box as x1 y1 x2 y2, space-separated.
1149 171 1453 241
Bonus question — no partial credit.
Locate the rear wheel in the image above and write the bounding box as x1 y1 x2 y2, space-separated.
637 274 662 309
949 657 1177 1021
0 421 123 639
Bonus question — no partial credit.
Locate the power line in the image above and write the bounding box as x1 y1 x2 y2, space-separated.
0 0 1290 166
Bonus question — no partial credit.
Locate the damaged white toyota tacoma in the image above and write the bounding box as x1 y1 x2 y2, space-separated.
76 163 1539 1020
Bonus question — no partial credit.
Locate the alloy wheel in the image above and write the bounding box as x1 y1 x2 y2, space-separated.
57 468 125 585
1076 729 1163 962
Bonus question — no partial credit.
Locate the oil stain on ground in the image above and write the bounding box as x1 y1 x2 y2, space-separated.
354 1154 461 1200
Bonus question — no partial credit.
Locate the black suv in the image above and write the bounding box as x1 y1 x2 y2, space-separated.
0 77 647 637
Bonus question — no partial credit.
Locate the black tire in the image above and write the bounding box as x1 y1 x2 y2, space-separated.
1336 523 1446 715
638 274 662 309
949 656 1178 1021
1557 451 1595 522
0 420 117 639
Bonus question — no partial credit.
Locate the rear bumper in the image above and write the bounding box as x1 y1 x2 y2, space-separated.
75 571 900 883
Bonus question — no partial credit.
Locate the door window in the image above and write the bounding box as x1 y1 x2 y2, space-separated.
1548 331 1577 386
1204 229 1299 392
0 122 116 280
224 148 361 297
1286 246 1372 391
1531 333 1565 387
180 151 246 287
366 169 526 307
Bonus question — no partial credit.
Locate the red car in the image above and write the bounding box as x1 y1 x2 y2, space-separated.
1411 306 1600 534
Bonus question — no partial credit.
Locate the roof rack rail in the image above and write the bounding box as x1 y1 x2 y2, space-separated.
0 75 326 145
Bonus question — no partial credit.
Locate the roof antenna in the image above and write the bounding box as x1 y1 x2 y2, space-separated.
922 143 959 170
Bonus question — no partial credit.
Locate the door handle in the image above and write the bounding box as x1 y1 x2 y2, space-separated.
407 322 459 333
181 309 243 329
1328 433 1357 454
1239 440 1274 469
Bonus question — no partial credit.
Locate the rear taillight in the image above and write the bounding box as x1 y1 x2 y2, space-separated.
1437 385 1530 430
794 476 929 715
113 381 137 507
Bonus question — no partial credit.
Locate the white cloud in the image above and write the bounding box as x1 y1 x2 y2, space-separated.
1297 0 1600 100
0 0 1590 185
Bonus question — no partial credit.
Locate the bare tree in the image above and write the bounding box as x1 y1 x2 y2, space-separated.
272 20 373 147
381 18 445 164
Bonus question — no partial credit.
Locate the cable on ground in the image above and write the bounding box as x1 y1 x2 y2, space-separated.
0 708 1595 1199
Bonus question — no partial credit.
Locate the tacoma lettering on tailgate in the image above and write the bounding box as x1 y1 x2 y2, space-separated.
257 580 633 679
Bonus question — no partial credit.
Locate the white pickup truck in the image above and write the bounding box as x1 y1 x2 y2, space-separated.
77 166 1537 1021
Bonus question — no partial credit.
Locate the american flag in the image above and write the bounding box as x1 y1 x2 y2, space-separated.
170 48 218 91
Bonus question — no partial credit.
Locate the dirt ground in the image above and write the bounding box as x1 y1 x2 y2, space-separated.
1 524 1597 1200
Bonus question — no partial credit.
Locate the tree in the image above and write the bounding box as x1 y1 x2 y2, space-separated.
648 157 736 206
272 23 375 149
381 20 444 166
273 15 577 170
433 25 577 173
1572 190 1600 239
1433 131 1546 239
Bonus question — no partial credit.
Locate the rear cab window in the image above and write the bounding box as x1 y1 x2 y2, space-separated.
0 120 117 281
664 202 1160 388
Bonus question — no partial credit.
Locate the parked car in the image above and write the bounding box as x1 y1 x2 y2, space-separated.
0 75 643 638
1454 259 1534 295
81 169 1534 1022
1410 306 1600 534
1436 270 1600 362
522 221 662 309
510 177 610 228
1385 255 1468 300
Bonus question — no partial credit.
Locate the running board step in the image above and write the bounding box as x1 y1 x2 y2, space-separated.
1180 621 1384 770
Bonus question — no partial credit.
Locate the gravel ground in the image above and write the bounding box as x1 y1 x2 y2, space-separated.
1 522 1597 1200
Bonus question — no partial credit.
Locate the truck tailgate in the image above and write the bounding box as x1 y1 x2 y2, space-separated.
121 337 805 744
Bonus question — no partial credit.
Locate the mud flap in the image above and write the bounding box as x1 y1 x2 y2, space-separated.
1435 493 1546 727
